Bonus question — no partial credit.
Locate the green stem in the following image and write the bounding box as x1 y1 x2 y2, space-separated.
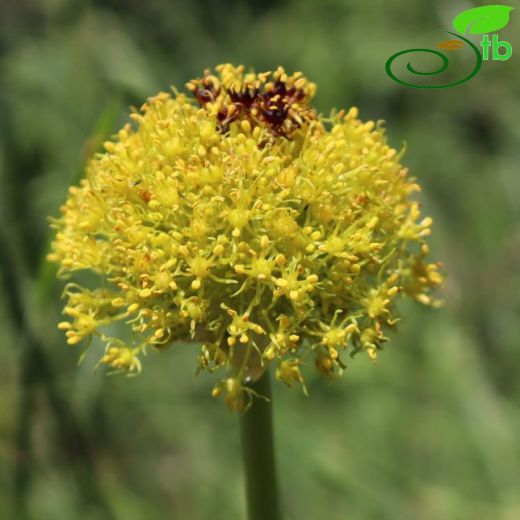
240 370 282 520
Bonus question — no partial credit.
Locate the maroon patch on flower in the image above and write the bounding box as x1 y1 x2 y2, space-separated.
189 71 315 138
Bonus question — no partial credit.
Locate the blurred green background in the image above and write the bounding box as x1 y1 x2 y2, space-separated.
1 0 519 519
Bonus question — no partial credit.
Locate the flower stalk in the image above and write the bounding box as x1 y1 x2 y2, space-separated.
240 370 282 520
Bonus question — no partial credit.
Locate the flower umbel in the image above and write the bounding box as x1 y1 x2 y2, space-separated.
48 64 442 410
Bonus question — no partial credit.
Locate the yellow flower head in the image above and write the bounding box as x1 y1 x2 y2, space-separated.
48 64 442 410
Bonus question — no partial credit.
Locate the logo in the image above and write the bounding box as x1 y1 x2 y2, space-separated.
385 5 514 88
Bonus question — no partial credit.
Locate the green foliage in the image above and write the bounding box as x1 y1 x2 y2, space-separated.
1 1 519 519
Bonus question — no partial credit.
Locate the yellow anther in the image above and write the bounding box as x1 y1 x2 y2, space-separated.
213 244 225 256
139 288 152 298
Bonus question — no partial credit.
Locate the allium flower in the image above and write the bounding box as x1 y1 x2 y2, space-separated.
48 64 442 410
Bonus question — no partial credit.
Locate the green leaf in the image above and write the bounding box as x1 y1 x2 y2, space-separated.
453 5 514 35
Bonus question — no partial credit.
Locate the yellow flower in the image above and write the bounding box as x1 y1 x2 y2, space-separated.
275 359 307 395
49 64 442 409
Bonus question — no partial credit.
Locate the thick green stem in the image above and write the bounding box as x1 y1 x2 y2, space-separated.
240 370 282 520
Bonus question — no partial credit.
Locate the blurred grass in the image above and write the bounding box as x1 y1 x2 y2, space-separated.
1 0 519 519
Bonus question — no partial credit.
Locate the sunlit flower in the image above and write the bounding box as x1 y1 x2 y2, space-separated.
48 64 442 410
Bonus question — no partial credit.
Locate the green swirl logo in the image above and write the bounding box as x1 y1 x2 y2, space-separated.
385 5 514 89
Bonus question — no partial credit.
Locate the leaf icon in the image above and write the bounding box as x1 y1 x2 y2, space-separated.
437 39 465 51
453 5 514 35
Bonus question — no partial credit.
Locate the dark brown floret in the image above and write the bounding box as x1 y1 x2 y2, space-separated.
191 76 220 105
187 68 316 138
